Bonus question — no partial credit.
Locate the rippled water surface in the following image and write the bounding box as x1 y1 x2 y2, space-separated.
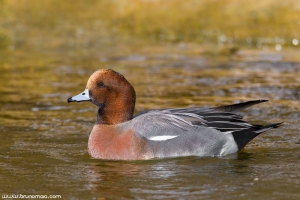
0 47 299 199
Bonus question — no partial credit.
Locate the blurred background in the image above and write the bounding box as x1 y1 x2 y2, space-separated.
0 0 300 199
1 0 300 55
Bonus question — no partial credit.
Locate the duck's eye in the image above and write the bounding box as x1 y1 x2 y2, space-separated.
97 81 106 88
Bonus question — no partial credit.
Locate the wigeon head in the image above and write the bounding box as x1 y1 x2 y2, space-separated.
68 69 136 125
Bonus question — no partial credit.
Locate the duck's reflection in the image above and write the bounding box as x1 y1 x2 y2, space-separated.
86 160 149 199
85 153 255 199
86 158 186 198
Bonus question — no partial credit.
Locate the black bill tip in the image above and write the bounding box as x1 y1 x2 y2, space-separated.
67 97 74 103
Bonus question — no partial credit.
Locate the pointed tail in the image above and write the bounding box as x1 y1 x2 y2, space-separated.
232 122 283 150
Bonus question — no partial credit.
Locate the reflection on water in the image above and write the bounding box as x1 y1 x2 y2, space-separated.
86 148 300 199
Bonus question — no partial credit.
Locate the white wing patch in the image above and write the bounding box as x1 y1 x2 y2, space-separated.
148 135 179 141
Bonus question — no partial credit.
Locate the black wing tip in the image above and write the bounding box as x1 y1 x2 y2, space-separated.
245 99 268 102
268 122 284 128
213 99 270 113
257 99 269 103
255 122 284 129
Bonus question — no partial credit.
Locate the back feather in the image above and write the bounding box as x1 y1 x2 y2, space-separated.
133 100 282 151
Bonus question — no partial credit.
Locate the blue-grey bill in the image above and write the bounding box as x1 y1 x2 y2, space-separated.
67 89 91 102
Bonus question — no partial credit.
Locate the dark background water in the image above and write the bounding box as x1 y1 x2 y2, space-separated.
0 1 300 199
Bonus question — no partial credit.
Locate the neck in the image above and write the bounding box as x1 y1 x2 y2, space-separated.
96 92 135 125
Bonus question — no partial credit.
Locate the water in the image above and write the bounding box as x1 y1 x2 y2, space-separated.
0 47 299 199
1 1 300 199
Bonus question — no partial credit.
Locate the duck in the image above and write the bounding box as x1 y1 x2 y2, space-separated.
67 69 282 160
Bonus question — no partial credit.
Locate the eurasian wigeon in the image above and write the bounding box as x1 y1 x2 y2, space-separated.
68 69 282 160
